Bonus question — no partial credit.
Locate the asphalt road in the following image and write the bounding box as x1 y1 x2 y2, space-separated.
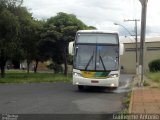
0 74 133 114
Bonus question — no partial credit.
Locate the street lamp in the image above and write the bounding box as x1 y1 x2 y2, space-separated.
114 22 139 75
114 23 134 37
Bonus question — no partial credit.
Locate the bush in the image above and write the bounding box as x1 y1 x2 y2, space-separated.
149 59 160 72
47 63 63 73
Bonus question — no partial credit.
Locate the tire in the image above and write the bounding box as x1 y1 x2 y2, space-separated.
78 85 84 90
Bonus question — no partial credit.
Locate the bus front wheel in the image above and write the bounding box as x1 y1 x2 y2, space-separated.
78 85 84 90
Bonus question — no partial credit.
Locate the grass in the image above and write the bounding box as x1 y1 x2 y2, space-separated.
145 71 160 88
119 76 135 114
0 70 72 83
120 77 135 115
124 92 131 107
146 71 160 83
143 80 150 86
118 92 131 118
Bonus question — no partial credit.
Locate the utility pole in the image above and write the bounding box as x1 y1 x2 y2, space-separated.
124 19 140 75
139 0 148 86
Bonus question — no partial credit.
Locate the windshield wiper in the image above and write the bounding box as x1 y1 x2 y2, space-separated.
99 54 106 71
75 47 78 57
85 51 94 71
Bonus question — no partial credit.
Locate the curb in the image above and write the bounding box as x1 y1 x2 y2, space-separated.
128 75 137 113
128 88 133 113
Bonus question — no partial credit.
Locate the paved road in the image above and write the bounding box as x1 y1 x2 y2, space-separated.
0 74 133 114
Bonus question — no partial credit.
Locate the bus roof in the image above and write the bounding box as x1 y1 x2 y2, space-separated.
77 30 118 34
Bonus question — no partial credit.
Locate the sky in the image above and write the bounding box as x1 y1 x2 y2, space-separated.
23 0 160 37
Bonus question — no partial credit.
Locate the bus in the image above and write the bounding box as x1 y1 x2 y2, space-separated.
69 30 124 90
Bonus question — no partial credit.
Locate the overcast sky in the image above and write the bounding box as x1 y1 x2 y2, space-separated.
23 0 160 37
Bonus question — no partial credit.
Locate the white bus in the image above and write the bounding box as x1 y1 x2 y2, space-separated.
69 30 123 90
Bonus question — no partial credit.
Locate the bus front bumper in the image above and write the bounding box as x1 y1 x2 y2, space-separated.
73 76 119 87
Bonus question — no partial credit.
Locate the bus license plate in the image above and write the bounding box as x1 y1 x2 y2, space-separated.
91 80 99 83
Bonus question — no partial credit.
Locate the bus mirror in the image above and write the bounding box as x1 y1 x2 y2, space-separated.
69 41 74 55
120 43 124 55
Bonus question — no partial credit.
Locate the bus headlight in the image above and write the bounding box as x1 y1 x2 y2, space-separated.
109 74 119 78
73 72 81 77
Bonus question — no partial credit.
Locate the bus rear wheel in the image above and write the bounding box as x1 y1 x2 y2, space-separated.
78 85 84 90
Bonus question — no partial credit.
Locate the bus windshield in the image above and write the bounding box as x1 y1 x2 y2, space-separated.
74 44 119 71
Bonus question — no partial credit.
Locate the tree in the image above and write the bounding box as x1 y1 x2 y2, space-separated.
0 9 19 77
32 20 47 73
44 12 96 75
20 18 42 73
0 0 24 77
9 6 42 73
88 26 97 30
9 7 30 69
39 23 61 73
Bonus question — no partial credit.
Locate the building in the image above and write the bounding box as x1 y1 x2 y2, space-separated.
120 36 160 74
